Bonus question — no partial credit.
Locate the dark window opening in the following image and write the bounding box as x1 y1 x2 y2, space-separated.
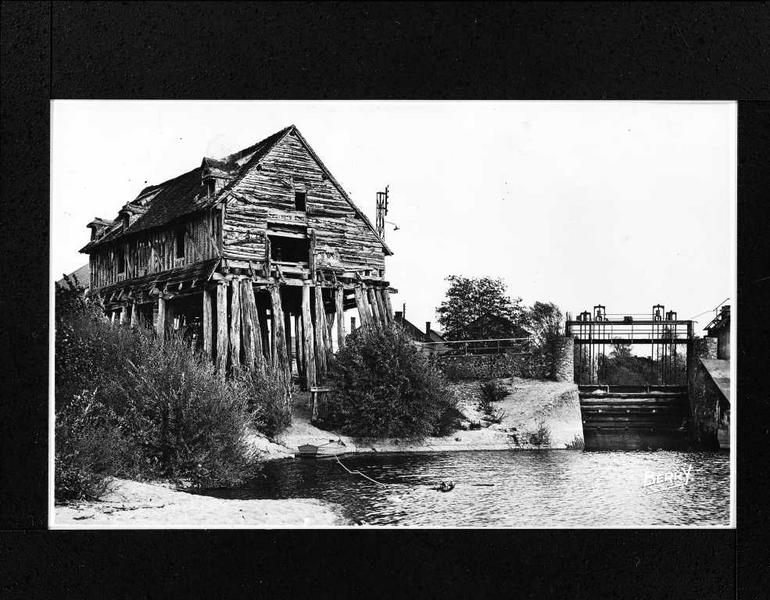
117 247 125 273
269 235 309 263
175 227 185 258
204 179 215 197
294 191 306 211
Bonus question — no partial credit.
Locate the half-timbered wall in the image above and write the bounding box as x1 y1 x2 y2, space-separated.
90 210 220 290
222 132 386 274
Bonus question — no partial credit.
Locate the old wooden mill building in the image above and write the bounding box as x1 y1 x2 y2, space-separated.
81 125 395 392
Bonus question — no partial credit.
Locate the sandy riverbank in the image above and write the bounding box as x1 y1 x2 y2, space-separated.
53 478 347 528
257 377 583 458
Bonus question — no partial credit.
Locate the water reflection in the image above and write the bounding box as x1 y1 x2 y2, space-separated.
197 450 730 527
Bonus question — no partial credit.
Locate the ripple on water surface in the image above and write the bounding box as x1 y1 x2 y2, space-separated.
198 450 731 527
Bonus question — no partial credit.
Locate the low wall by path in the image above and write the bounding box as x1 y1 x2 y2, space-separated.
436 353 532 380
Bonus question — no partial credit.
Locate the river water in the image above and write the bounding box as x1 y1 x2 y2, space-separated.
199 450 731 527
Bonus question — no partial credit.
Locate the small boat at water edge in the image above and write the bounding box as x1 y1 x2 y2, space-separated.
296 440 348 458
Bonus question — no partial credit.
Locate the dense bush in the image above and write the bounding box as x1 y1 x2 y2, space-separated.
322 325 459 439
479 380 508 404
55 285 289 500
110 332 258 488
233 366 292 438
55 389 124 501
477 380 508 424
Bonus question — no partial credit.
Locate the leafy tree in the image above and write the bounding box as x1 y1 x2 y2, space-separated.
523 301 563 346
523 301 565 379
436 275 523 340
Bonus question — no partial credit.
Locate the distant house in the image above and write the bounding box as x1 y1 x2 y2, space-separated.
56 263 91 292
448 313 531 341
705 305 730 360
394 306 446 352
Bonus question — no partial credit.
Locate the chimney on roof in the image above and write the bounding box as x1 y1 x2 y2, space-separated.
425 322 431 338
402 303 406 321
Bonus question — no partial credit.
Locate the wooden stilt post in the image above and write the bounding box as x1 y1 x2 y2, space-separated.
156 297 166 340
335 286 346 349
118 305 127 326
323 290 334 357
382 288 394 324
270 305 277 366
256 292 270 364
301 282 317 391
326 310 335 352
130 301 139 328
367 286 381 326
110 310 116 326
294 314 304 383
216 282 228 377
202 288 213 359
314 284 328 377
284 307 293 378
374 288 387 326
354 286 370 328
247 283 265 370
240 279 256 371
229 278 242 372
270 285 290 382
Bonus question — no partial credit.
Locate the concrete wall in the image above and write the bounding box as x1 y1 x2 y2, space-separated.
688 337 720 448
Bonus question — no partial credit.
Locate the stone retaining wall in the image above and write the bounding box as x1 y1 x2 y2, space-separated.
436 352 532 381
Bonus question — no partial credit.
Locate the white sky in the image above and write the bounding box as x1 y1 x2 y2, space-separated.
51 101 735 332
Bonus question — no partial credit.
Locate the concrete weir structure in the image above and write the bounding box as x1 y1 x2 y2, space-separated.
566 306 729 451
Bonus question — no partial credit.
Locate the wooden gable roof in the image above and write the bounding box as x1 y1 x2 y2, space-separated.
81 125 391 255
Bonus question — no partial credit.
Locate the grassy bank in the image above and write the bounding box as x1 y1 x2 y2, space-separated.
269 377 583 457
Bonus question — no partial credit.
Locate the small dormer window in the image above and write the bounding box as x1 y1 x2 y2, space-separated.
204 178 215 197
294 191 306 211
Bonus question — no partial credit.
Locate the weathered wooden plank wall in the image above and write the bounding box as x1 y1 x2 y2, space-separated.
90 211 218 291
222 132 386 273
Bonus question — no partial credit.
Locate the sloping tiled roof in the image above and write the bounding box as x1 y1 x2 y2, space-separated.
56 263 91 290
705 306 730 334
82 126 293 252
394 314 445 343
81 125 392 256
453 313 532 338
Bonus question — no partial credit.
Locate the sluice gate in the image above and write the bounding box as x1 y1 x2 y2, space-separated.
578 385 689 450
566 305 695 450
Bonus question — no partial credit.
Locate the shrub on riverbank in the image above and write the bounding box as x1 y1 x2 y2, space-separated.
323 324 461 439
55 286 287 500
55 389 124 501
